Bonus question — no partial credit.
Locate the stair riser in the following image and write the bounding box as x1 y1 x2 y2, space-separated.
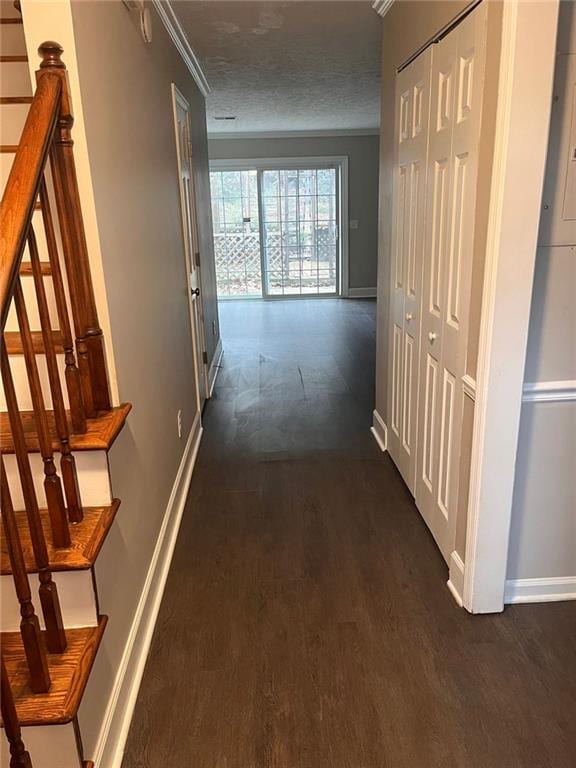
1 569 98 631
0 21 26 55
0 60 31 96
0 101 28 143
5 265 60 331
0 210 49 266
2 354 68 411
0 722 82 768
4 450 112 509
0 0 22 18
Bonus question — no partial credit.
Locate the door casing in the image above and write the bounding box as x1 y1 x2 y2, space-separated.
171 84 209 410
210 156 350 299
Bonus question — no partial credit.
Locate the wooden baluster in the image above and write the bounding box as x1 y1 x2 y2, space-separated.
28 226 83 523
12 278 70 547
39 177 86 434
38 42 111 415
1 458 50 693
0 655 33 768
1 345 66 653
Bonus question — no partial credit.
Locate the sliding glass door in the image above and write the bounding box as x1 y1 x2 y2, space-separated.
210 169 262 297
260 167 339 296
210 160 342 299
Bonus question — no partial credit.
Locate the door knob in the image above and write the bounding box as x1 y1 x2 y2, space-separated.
191 288 200 297
406 313 413 321
428 331 437 342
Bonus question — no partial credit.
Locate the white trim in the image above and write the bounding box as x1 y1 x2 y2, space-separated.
447 551 465 607
347 287 377 299
209 155 350 298
372 1 394 19
92 415 203 768
462 374 477 401
208 338 223 398
208 129 380 140
151 0 210 96
463 0 559 614
522 380 576 403
171 84 209 409
504 576 576 604
371 409 388 452
209 155 349 172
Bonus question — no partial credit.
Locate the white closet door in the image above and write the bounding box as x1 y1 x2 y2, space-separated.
388 48 432 493
415 4 487 562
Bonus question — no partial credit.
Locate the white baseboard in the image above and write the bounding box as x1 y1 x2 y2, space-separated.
504 576 576 604
208 338 223 398
447 551 465 607
370 409 388 452
92 414 203 768
347 287 377 298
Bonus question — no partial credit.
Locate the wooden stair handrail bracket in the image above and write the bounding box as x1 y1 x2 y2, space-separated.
39 41 111 414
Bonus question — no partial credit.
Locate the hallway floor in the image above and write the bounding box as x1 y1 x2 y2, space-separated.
122 299 575 768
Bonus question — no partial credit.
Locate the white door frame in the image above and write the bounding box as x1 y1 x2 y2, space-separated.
210 156 350 297
462 0 559 613
171 84 210 408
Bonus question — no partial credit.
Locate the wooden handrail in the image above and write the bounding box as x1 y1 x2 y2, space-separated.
0 72 61 328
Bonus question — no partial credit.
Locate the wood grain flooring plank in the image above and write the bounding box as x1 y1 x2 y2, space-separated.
121 299 576 768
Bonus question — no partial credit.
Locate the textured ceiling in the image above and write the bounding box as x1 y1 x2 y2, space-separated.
172 1 382 135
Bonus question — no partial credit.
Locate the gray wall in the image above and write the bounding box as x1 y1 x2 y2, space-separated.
507 1 576 582
68 0 219 751
208 134 380 291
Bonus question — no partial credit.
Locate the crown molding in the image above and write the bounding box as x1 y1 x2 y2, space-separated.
151 0 210 96
208 128 380 140
372 0 395 18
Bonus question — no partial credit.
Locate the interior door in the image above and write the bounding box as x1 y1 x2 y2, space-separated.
415 5 487 561
388 47 432 492
172 85 208 410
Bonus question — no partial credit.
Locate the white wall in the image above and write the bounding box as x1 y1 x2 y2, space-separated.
507 1 576 587
209 134 380 292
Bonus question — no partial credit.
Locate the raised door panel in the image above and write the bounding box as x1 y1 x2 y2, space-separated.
415 3 487 563
415 30 457 545
388 49 431 493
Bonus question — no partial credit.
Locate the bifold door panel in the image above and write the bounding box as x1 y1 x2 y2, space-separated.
388 47 432 492
388 3 488 563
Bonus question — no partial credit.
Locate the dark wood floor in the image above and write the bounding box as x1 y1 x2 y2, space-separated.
122 298 576 768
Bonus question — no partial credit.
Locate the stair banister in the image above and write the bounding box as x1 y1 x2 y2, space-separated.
39 41 111 414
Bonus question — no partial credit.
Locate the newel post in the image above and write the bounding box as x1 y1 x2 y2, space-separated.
36 41 111 415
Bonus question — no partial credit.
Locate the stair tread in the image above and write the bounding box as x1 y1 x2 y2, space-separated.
4 329 64 354
0 617 107 726
0 55 27 62
0 17 23 24
0 95 32 104
0 500 121 574
0 403 132 453
19 260 51 275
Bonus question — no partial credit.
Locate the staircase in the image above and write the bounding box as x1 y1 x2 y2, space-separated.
1 3 130 766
